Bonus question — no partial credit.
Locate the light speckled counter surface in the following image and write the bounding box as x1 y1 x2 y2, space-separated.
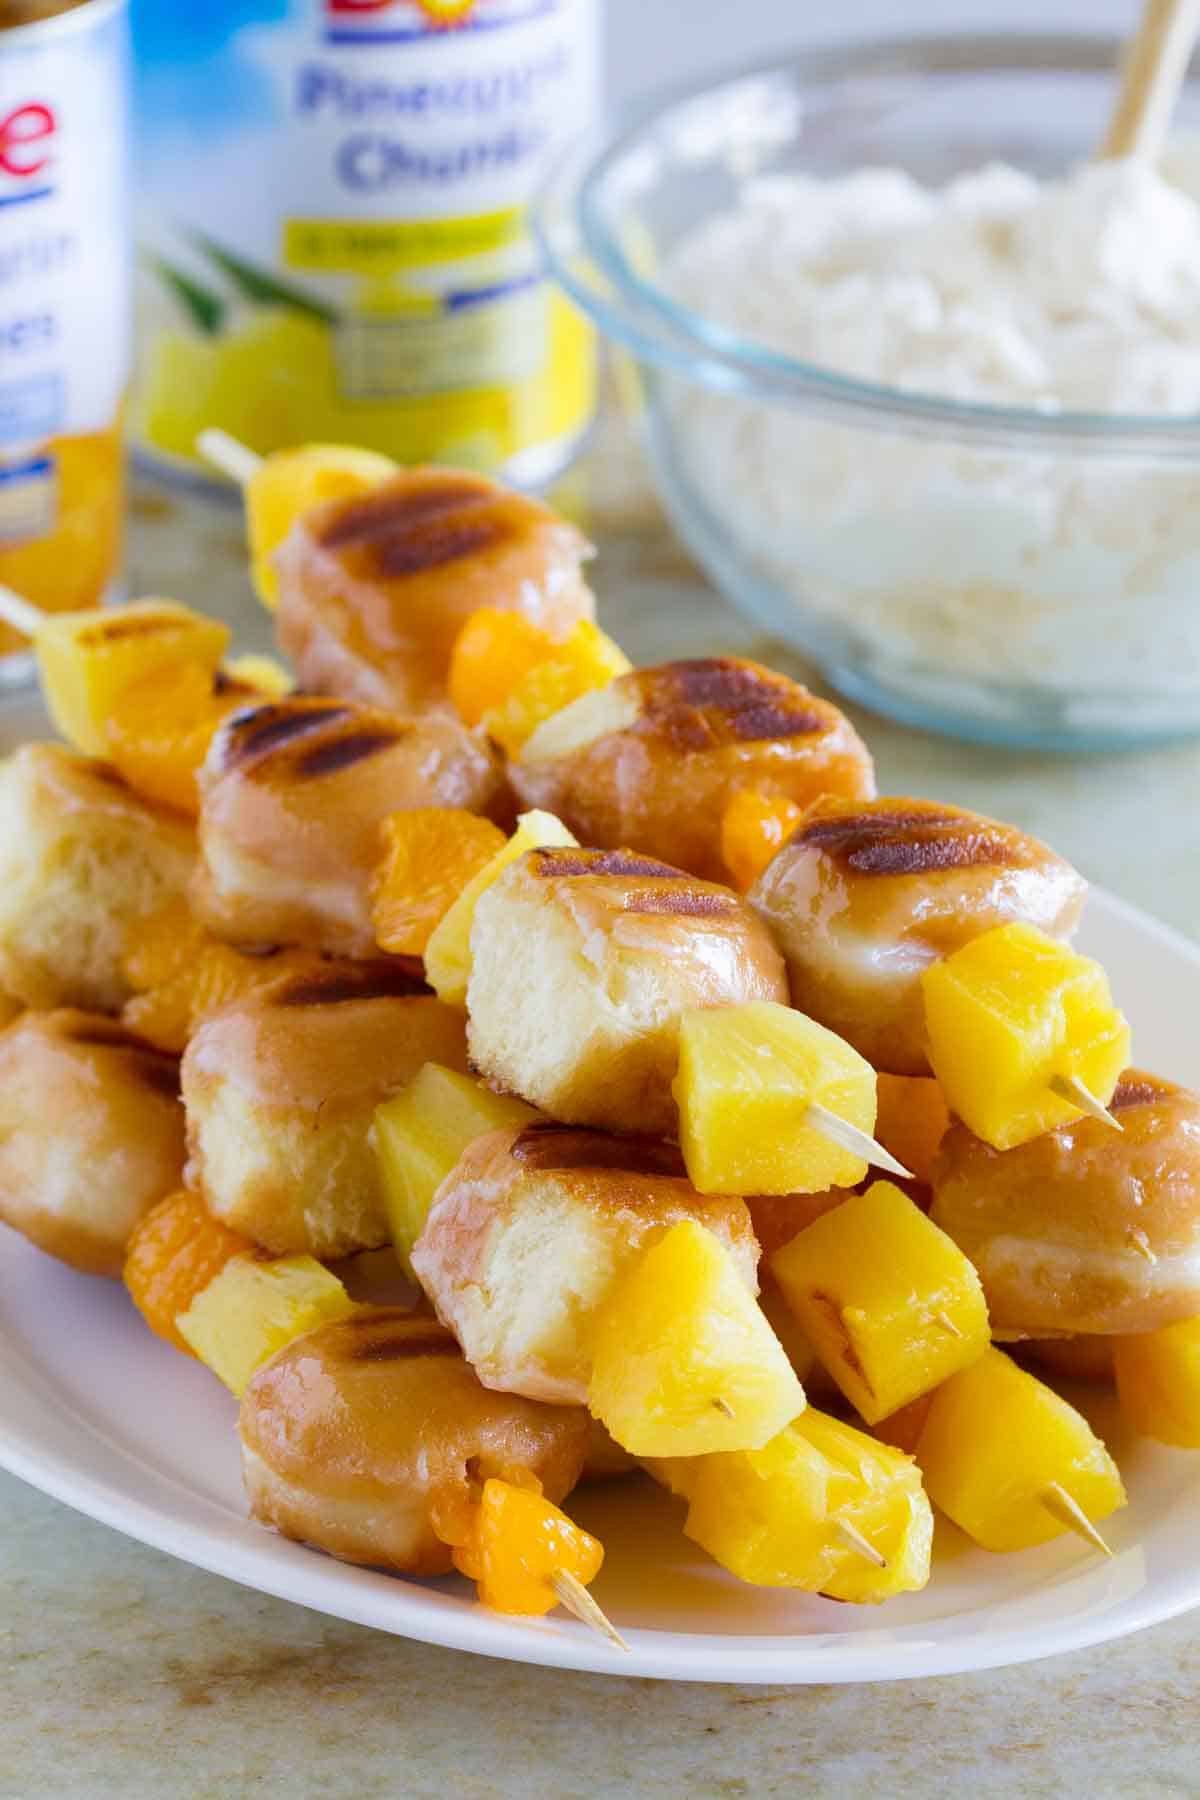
2 425 1200 1798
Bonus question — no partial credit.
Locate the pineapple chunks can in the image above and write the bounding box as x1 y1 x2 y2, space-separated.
0 0 131 659
131 0 600 484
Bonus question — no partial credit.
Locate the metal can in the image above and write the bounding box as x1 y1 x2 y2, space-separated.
0 0 130 661
132 0 600 488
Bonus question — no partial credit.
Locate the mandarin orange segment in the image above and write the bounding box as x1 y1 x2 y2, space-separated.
122 897 203 994
721 790 806 892
371 809 507 955
448 609 560 728
124 1188 253 1355
122 977 197 1055
104 662 262 817
448 1477 604 1617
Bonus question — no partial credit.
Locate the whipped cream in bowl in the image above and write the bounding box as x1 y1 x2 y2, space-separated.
538 36 1200 747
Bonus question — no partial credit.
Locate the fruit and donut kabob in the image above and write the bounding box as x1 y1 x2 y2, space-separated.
0 441 1193 1648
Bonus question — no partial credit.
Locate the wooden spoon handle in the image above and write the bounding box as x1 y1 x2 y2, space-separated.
1100 0 1200 162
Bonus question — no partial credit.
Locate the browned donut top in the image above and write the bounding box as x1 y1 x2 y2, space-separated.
528 846 740 918
211 698 407 782
632 658 833 751
509 1123 688 1180
783 796 1051 878
270 959 431 1008
314 470 559 581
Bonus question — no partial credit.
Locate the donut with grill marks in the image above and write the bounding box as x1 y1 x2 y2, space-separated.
465 846 788 1134
510 656 875 881
240 1310 590 1575
192 694 502 956
749 795 1086 1075
273 466 595 716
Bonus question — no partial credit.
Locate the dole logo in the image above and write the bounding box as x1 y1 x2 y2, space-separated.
0 102 56 209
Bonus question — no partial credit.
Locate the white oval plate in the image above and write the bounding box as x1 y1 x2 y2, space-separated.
2 886 1199 1683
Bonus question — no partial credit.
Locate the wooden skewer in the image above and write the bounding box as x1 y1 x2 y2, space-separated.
0 581 46 641
1129 1229 1159 1265
551 1570 630 1651
835 1520 888 1568
805 1103 914 1181
933 1311 963 1339
1041 1482 1114 1558
196 426 264 487
712 1397 736 1418
1099 0 1200 163
1048 1074 1123 1133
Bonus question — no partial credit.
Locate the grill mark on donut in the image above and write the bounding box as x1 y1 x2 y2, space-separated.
642 659 828 745
348 1329 460 1363
622 889 737 917
1111 1072 1177 1111
728 702 827 742
531 848 687 881
373 519 499 578
220 703 350 768
510 1124 687 1180
317 478 489 549
795 807 1022 876
295 728 402 778
273 961 431 1006
75 615 187 646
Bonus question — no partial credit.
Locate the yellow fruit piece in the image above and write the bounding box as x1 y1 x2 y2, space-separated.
720 789 806 893
177 1253 356 1397
769 1180 989 1424
223 653 293 698
1114 1317 1200 1447
922 922 1131 1152
246 443 397 609
370 809 507 956
37 600 230 757
424 809 578 1005
651 1406 932 1602
123 1189 253 1355
673 1001 876 1195
757 1277 819 1385
448 608 561 728
914 1347 1126 1552
481 620 631 759
372 1063 539 1274
588 1218 804 1458
447 1477 604 1617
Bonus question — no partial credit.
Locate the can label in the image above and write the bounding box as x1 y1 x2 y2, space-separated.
0 0 129 625
0 4 128 451
133 0 599 479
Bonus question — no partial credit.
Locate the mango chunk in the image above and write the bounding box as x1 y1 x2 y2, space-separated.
651 1407 932 1602
37 600 230 756
371 1063 539 1274
423 809 577 1005
177 1253 355 1396
770 1180 989 1424
922 922 1130 1151
246 443 396 609
673 1001 876 1195
481 620 631 759
1114 1317 1200 1448
914 1347 1126 1552
588 1218 804 1458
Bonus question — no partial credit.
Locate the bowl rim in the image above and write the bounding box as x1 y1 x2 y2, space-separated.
535 30 1200 455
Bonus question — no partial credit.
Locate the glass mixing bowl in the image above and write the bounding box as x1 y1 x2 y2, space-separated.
536 34 1200 750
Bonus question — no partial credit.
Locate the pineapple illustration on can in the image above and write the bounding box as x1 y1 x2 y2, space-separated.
131 0 600 484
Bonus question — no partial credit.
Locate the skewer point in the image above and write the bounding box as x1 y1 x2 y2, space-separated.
0 582 46 640
1041 1482 1114 1558
551 1570 630 1651
1048 1074 1122 1133
805 1102 914 1181
712 1397 736 1419
195 427 264 488
933 1310 963 1339
835 1519 888 1568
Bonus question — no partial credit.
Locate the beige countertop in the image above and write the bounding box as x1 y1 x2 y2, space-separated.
2 425 1199 1797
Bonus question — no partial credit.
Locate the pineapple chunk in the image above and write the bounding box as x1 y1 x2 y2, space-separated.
423 809 577 1005
481 620 631 759
673 1001 876 1195
371 1063 539 1274
588 1218 804 1457
223 653 293 698
176 1253 355 1396
651 1407 932 1602
1114 1317 1200 1447
246 443 397 609
914 1346 1126 1552
757 1277 819 1384
37 600 230 756
770 1180 989 1424
922 922 1130 1151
